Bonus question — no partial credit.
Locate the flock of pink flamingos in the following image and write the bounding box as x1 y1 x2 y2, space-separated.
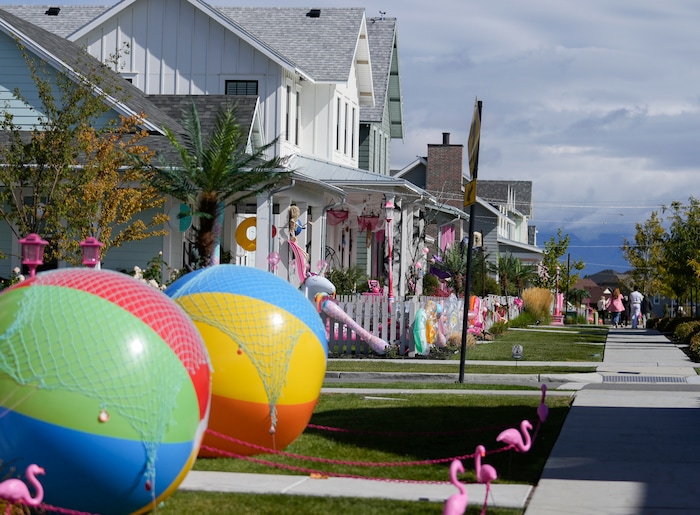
0 385 549 515
444 384 548 515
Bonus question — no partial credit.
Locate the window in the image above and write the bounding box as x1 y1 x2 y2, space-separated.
351 107 356 158
225 80 258 95
295 91 300 146
285 85 291 141
373 130 378 172
336 98 341 151
344 103 348 154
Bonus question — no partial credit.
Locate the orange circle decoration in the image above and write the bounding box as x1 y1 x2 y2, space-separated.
235 217 257 252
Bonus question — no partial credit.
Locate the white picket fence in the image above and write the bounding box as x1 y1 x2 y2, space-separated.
321 294 524 356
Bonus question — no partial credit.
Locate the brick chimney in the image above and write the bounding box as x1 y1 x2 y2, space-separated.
426 132 464 209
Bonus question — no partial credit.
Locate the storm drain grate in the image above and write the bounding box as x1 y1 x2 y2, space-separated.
602 375 687 384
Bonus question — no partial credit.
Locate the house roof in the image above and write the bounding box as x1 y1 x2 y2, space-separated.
146 95 261 150
0 5 110 37
7 3 375 101
477 180 534 217
289 154 467 219
216 7 370 84
362 16 403 138
0 7 181 136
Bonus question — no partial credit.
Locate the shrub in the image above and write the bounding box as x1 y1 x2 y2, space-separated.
422 273 442 296
325 266 368 296
489 320 508 336
521 287 553 321
673 320 700 343
508 311 539 328
659 316 695 335
689 332 700 360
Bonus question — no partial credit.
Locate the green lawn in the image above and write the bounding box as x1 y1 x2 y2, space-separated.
194 393 571 483
159 326 597 514
161 491 522 514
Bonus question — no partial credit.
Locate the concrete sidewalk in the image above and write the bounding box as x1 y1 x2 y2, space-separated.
179 327 700 513
525 327 700 515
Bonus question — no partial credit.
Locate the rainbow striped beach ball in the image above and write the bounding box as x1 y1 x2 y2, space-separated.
0 268 211 515
166 265 327 457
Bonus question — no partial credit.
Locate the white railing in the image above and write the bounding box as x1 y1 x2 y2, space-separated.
321 294 523 356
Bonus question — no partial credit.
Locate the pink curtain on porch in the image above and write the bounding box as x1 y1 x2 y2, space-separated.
440 225 455 251
327 210 349 226
357 215 381 233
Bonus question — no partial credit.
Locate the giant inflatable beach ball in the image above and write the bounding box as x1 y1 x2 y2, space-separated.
0 269 211 515
165 264 327 456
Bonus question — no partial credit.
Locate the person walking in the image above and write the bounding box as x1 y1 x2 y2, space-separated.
606 288 625 328
629 286 643 329
596 295 607 325
641 293 652 327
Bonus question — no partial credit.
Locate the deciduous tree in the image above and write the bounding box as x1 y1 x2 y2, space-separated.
0 42 166 263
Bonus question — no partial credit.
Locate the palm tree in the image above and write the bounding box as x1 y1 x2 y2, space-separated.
152 101 291 267
488 252 537 296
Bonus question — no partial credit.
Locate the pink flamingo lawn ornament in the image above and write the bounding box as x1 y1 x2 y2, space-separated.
532 384 549 441
537 384 549 424
496 419 533 453
443 459 467 515
474 445 498 515
0 464 45 513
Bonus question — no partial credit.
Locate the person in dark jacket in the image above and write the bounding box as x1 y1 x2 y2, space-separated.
641 294 652 327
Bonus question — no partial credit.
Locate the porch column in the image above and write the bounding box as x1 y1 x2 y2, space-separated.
309 205 324 274
255 195 271 270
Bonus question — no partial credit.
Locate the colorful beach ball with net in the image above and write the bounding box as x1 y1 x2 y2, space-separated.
165 264 327 456
0 269 211 515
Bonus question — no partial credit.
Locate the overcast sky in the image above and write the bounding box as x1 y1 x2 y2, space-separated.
12 1 700 274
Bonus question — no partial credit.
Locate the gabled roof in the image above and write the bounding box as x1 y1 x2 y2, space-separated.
6 2 375 102
363 16 403 138
288 154 467 220
0 5 110 37
216 7 368 82
0 8 180 135
146 95 262 151
477 180 534 217
290 154 426 198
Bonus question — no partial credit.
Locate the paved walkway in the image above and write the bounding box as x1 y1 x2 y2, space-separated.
180 327 700 513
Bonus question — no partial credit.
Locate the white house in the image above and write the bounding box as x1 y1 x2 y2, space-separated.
2 1 439 293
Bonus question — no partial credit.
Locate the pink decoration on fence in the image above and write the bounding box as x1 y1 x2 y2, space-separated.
318 296 390 354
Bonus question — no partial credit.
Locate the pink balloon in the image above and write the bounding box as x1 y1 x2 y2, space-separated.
422 247 429 254
267 251 280 265
415 261 423 269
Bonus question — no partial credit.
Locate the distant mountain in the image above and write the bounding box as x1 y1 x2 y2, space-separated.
536 229 631 277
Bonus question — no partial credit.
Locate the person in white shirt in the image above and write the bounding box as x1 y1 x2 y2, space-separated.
629 286 644 329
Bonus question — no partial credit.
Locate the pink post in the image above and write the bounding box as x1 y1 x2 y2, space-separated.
384 196 395 313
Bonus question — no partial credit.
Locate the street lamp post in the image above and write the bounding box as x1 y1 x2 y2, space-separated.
79 237 104 268
384 196 395 311
19 233 48 278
